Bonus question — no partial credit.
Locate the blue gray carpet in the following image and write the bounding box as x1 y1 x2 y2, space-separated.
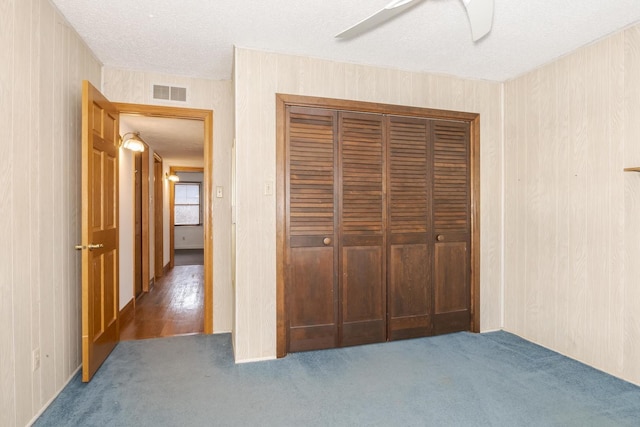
34 331 640 426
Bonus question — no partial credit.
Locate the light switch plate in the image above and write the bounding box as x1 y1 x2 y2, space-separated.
216 186 223 198
264 181 274 196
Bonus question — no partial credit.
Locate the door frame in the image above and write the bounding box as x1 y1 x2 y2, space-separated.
169 166 205 269
133 150 143 298
141 143 151 292
153 153 164 279
114 103 214 334
132 143 151 298
275 94 480 357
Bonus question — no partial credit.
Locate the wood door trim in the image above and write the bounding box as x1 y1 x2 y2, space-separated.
276 94 481 357
141 144 150 292
469 116 480 333
276 94 479 122
276 99 287 357
113 103 214 334
133 151 143 298
154 155 164 279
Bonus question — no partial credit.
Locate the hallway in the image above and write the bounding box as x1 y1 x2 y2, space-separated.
120 265 204 340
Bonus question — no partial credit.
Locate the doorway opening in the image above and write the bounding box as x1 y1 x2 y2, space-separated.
169 166 205 270
116 103 213 341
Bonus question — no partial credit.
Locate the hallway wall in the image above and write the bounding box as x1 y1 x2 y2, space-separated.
102 68 234 334
0 1 102 425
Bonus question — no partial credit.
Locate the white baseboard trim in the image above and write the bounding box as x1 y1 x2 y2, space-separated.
27 365 82 426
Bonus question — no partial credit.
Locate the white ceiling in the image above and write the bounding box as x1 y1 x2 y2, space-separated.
52 0 640 82
51 1 640 162
119 115 204 163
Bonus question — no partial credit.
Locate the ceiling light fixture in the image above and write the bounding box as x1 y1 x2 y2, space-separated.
166 172 180 182
119 132 146 152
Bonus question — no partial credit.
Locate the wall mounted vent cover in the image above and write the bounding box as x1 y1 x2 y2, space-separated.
152 84 187 102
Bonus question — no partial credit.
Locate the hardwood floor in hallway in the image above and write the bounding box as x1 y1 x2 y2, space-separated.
120 265 204 341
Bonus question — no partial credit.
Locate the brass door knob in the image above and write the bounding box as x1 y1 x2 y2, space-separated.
436 235 445 242
323 237 332 246
75 243 104 250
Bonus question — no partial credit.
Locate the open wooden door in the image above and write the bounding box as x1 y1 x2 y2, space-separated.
79 81 120 382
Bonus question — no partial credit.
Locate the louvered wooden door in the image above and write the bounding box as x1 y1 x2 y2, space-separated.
387 116 433 340
286 106 339 352
285 108 386 351
431 120 471 334
386 117 472 339
339 112 386 346
284 106 472 353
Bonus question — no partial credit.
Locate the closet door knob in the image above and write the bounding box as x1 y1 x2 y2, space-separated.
436 235 445 242
323 237 332 246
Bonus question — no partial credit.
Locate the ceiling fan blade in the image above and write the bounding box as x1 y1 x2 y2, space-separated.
462 0 494 41
335 0 424 39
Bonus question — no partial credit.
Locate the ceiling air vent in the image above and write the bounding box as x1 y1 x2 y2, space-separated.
152 84 187 102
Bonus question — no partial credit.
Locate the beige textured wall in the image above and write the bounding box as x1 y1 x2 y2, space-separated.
504 24 640 385
233 47 504 361
102 67 235 333
623 25 640 385
0 0 102 425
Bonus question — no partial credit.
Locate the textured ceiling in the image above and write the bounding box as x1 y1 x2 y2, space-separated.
51 0 640 82
52 1 640 162
120 115 203 163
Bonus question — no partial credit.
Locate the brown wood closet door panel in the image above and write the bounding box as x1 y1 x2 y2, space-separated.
339 112 386 346
387 117 430 235
388 243 431 340
432 120 470 236
341 245 386 346
286 106 339 352
288 247 337 351
340 112 385 235
433 242 470 334
386 116 432 340
431 120 471 334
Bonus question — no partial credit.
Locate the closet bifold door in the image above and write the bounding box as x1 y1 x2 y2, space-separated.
338 112 386 347
386 116 433 340
431 120 471 334
286 106 339 352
